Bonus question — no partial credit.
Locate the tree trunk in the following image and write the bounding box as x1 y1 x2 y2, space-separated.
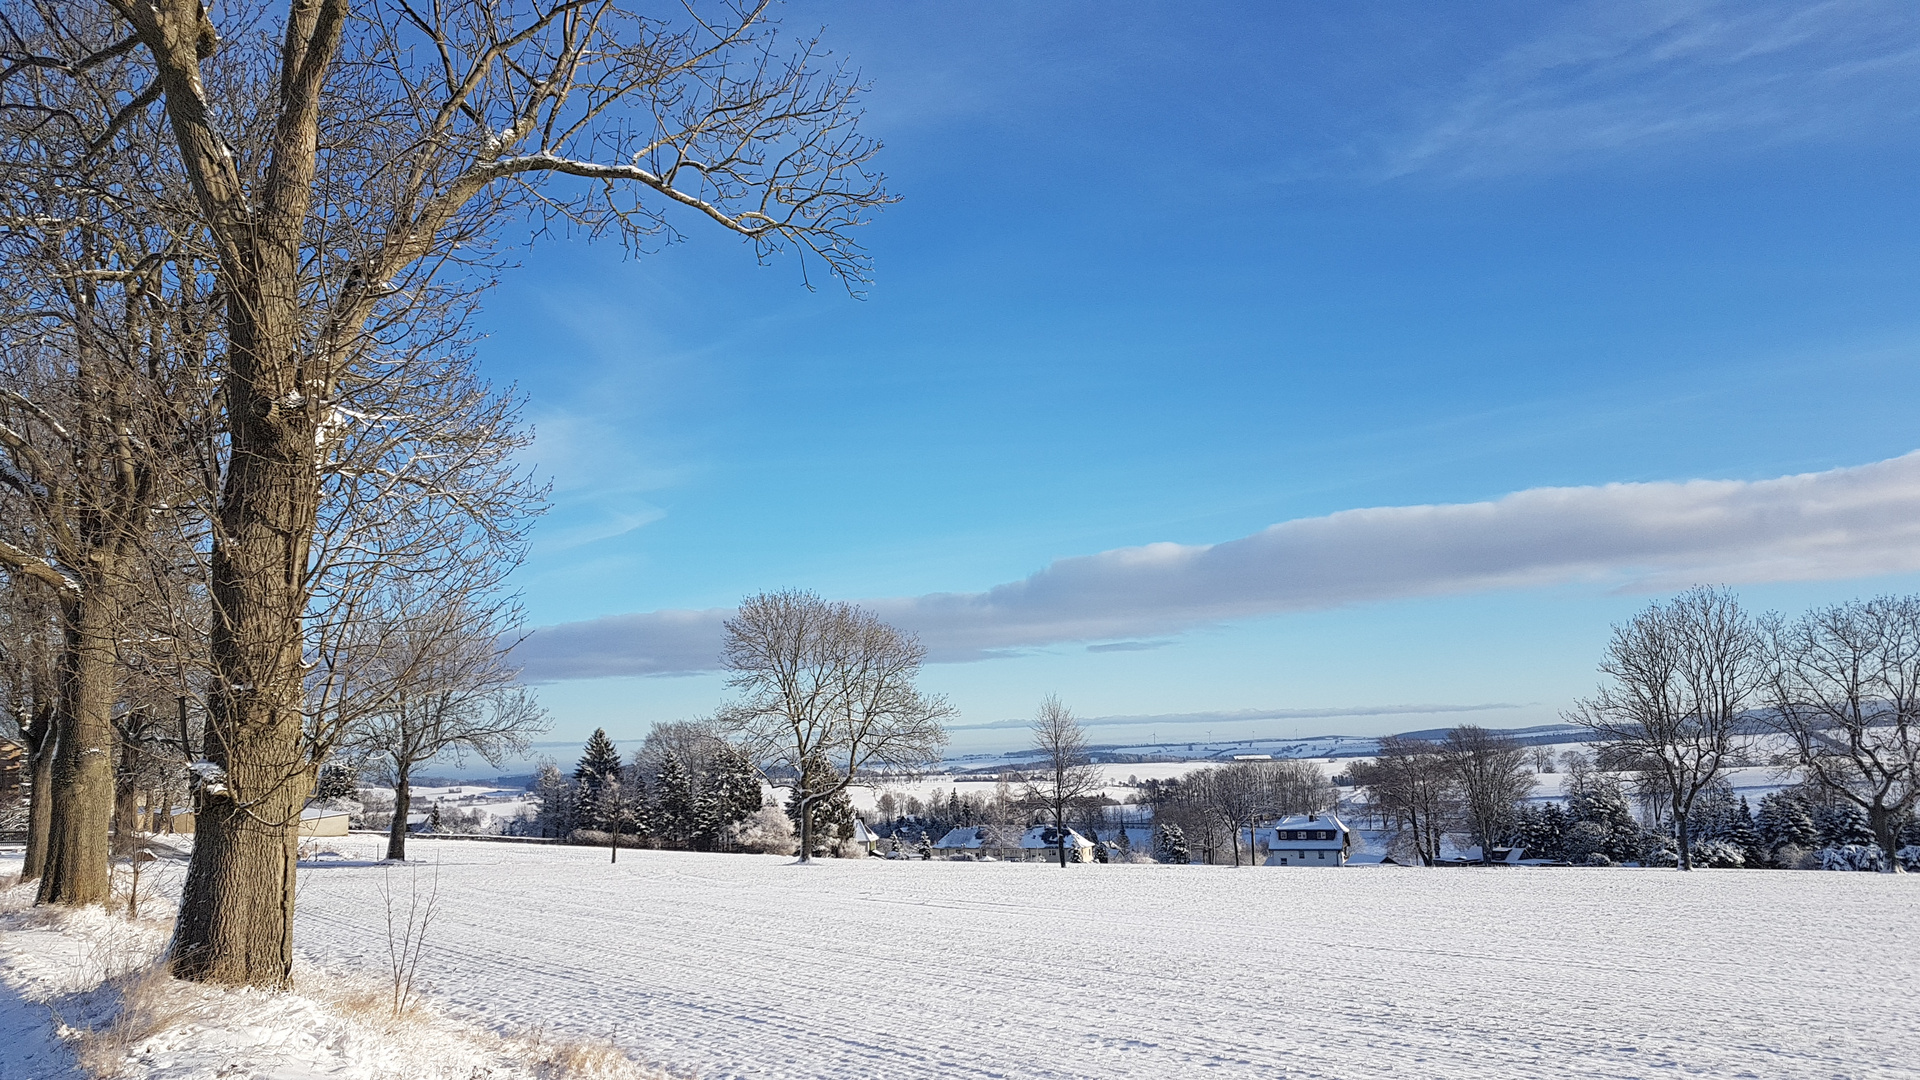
113 738 142 843
36 589 119 906
796 794 813 863
19 702 55 882
1674 803 1693 871
171 252 327 984
1868 804 1902 873
387 763 411 861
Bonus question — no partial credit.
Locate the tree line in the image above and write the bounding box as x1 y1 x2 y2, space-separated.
0 0 890 989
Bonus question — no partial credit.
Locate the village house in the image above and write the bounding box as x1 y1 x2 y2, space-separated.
1246 813 1353 866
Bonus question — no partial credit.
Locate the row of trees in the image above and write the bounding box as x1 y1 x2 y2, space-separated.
524 727 768 855
0 0 890 987
1349 726 1535 865
1569 587 1920 872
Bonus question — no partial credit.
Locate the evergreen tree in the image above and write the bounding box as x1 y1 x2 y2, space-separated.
654 750 699 849
785 754 855 855
427 800 443 832
529 762 576 838
575 728 624 794
1537 802 1570 861
314 762 359 802
703 745 767 845
1756 791 1818 855
1154 823 1190 864
1724 797 1765 867
1814 803 1875 848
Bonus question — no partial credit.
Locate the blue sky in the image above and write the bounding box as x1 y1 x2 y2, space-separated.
474 1 1920 757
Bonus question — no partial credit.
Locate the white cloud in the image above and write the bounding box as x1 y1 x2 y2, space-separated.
517 451 1920 681
1383 0 1920 178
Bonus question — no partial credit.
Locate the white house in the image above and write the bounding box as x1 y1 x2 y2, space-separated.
299 802 351 837
1018 825 1094 863
1246 813 1352 866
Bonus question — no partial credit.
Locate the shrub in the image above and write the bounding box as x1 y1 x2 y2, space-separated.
724 804 797 856
1690 839 1745 869
1814 844 1888 872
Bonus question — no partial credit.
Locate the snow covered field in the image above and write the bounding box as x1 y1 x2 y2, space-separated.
291 837 1919 1080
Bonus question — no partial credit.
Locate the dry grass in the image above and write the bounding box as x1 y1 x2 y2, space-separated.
67 963 210 1079
515 1026 681 1080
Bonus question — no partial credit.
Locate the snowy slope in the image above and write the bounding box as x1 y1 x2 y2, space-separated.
293 837 1919 1080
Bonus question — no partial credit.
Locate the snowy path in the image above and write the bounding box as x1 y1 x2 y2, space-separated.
293 838 1919 1080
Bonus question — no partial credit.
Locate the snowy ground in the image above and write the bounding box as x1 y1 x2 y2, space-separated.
286 836 1918 1080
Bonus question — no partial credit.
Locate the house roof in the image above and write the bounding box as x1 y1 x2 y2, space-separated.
300 804 349 821
933 827 986 849
1246 815 1350 850
1019 826 1091 850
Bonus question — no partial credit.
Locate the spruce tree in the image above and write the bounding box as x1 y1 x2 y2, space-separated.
575 729 624 792
1154 823 1189 864
1756 791 1818 855
314 762 359 802
703 745 767 843
1814 803 1875 848
1725 797 1765 867
530 762 576 838
654 750 699 849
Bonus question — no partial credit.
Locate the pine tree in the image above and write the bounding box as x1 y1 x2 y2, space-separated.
530 762 576 838
575 729 624 793
1154 823 1189 864
1724 797 1765 867
703 745 766 845
1814 803 1875 848
314 762 358 802
427 800 443 832
1756 791 1818 855
654 750 699 849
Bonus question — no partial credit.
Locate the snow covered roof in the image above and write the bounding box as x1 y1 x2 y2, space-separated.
1019 826 1092 850
933 827 986 849
300 803 349 821
852 820 878 845
1254 815 1349 849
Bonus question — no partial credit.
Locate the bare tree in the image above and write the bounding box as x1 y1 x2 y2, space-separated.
0 578 58 878
1439 725 1534 860
5 0 888 984
1352 735 1453 865
1567 586 1763 870
1022 696 1103 868
718 590 949 863
0 17 220 906
340 582 547 862
1763 596 1920 870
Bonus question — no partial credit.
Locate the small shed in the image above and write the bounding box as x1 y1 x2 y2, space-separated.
299 802 351 837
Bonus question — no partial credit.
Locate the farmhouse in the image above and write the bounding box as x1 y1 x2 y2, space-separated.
1018 825 1094 863
1250 813 1352 866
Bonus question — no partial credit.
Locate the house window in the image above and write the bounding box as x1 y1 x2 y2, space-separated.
1318 851 1326 860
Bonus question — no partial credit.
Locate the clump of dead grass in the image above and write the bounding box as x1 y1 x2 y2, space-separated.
67 962 212 1079
515 1026 679 1080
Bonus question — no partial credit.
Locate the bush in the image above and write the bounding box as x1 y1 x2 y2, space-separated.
724 804 797 856
1691 839 1745 869
1814 844 1888 872
1896 845 1920 872
569 829 648 849
1580 852 1612 867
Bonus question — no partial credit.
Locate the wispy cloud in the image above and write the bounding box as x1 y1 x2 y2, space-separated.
946 703 1524 733
1382 0 1920 178
517 451 1920 680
